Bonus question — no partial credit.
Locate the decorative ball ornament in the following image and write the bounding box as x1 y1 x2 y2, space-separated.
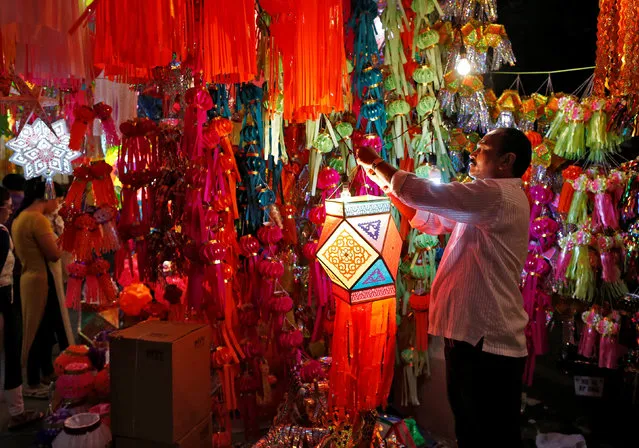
54 345 92 376
6 118 81 184
56 362 94 402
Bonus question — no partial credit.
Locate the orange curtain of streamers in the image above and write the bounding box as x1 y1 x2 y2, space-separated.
199 0 257 84
593 0 639 96
93 0 188 81
93 0 257 84
265 0 347 122
329 297 397 413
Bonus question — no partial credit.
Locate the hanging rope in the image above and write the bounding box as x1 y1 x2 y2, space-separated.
491 66 596 75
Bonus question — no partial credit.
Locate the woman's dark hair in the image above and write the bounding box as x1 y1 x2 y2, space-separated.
494 128 532 178
14 178 47 218
2 174 25 192
0 186 10 205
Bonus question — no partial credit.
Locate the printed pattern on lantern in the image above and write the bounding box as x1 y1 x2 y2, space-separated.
353 258 393 290
344 201 391 217
350 285 396 304
357 220 381 241
324 229 373 281
362 268 385 284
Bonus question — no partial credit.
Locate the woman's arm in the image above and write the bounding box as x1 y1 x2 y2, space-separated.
33 214 62 262
35 232 62 262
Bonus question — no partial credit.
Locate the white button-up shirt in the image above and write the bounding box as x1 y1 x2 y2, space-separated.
390 172 530 358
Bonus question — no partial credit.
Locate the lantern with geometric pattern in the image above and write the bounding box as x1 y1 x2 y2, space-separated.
317 195 402 304
317 194 401 414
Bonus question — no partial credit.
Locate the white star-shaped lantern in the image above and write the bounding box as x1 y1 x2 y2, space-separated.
6 118 81 179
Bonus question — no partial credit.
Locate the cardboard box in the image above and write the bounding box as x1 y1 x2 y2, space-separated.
110 321 211 443
115 414 212 448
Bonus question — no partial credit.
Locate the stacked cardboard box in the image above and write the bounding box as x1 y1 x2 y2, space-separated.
110 321 212 447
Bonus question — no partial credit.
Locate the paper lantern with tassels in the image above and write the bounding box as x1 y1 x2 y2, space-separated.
317 195 402 304
316 194 401 414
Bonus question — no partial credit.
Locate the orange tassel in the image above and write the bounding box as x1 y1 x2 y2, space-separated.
200 0 257 83
263 0 347 121
409 294 430 352
329 297 396 412
281 204 298 246
559 166 583 214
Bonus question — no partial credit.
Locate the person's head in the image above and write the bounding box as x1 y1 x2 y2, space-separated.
469 128 532 180
0 186 12 225
17 178 59 216
2 173 25 212
54 182 66 207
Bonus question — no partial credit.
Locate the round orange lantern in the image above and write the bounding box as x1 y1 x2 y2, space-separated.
525 130 542 147
119 283 153 317
54 345 92 376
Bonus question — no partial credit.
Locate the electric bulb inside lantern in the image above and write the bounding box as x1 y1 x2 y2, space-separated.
428 166 442 184
455 57 472 76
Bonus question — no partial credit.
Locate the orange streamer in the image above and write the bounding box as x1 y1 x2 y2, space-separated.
409 294 430 352
263 0 347 122
92 0 257 83
329 297 397 413
199 0 257 83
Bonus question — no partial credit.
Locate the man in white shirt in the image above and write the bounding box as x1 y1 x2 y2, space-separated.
357 128 532 447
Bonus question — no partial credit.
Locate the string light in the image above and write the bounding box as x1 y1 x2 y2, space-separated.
456 55 472 76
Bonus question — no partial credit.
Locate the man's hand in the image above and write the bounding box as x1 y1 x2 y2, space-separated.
355 145 380 171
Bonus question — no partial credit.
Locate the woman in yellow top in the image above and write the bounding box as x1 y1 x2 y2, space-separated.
11 178 68 397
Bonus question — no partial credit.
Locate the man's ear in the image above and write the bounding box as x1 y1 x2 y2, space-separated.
501 152 516 171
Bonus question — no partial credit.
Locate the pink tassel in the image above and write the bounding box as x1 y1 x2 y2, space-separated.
532 306 549 355
600 250 620 283
523 325 535 386
594 193 620 230
181 88 213 158
136 238 150 282
98 274 118 305
555 245 573 281
85 274 100 305
598 335 618 369
186 266 205 310
65 277 83 310
65 262 87 310
578 325 599 358
99 220 121 253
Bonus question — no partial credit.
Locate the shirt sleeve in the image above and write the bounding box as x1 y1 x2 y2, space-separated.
390 170 502 227
409 210 456 235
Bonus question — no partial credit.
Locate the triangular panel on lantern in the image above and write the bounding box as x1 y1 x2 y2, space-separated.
317 195 402 304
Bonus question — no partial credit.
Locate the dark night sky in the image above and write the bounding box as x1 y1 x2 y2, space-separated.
488 0 599 95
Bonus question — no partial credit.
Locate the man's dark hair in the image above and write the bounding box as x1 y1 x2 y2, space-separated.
2 174 25 192
494 127 532 178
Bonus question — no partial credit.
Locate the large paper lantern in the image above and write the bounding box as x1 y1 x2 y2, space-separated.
6 118 80 180
317 195 402 303
316 195 401 414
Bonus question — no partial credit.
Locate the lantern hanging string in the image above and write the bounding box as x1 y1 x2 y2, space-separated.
491 66 596 75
